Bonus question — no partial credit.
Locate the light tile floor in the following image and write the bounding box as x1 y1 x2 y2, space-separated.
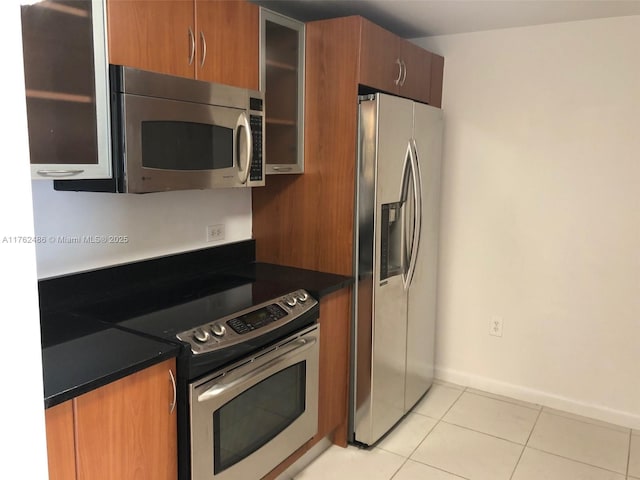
293 381 639 480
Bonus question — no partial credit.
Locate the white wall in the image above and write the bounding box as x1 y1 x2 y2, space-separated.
414 16 640 428
0 2 48 477
31 183 252 278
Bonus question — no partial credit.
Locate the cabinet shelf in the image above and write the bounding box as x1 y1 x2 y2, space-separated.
266 117 296 126
26 89 93 104
265 58 296 72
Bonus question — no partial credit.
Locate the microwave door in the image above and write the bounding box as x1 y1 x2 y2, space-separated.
121 94 244 193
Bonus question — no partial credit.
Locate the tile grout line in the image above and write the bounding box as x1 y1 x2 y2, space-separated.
406 457 472 479
525 445 629 476
388 384 468 480
437 419 529 447
508 406 543 480
386 448 410 480
407 384 466 456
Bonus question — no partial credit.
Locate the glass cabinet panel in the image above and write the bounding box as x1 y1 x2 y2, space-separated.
21 0 111 179
260 9 304 174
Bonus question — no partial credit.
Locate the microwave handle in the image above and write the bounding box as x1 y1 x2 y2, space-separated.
236 112 252 185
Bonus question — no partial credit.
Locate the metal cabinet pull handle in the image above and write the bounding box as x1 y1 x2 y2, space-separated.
400 60 407 86
188 28 195 65
200 31 207 68
394 58 402 86
169 369 177 414
36 169 84 177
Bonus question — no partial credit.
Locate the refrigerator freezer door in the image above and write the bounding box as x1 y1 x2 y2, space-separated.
404 103 444 411
354 94 415 445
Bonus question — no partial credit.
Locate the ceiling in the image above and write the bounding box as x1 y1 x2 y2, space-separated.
252 0 640 38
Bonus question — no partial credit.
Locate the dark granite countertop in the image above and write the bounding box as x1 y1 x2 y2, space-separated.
39 240 353 409
41 312 180 408
231 262 352 299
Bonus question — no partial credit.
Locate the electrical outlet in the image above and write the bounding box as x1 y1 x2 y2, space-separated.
206 224 225 242
489 316 503 337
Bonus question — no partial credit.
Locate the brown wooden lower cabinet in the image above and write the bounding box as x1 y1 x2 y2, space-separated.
43 359 177 480
317 287 352 444
45 401 77 480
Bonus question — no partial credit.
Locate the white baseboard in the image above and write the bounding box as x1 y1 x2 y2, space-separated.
435 366 640 430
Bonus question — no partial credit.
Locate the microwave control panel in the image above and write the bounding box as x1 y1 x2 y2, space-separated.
249 96 264 183
250 114 263 182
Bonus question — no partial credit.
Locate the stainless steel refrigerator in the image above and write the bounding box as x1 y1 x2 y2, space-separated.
351 93 443 446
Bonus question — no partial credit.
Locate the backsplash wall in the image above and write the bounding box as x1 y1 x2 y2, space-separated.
31 181 252 279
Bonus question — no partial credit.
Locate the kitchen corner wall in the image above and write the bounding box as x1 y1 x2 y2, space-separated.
414 16 640 428
31 181 252 279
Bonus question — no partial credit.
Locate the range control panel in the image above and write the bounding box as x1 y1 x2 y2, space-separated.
176 289 317 355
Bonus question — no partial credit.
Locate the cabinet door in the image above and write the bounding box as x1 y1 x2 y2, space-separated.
358 18 401 95
107 0 195 78
21 0 111 179
195 0 259 89
317 287 352 446
74 360 178 480
261 9 305 174
399 39 432 104
44 401 77 480
429 53 445 108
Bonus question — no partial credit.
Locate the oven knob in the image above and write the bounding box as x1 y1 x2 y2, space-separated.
284 295 297 307
193 328 210 343
211 323 226 337
296 291 309 303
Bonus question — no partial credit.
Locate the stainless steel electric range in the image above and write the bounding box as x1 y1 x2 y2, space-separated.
82 275 320 480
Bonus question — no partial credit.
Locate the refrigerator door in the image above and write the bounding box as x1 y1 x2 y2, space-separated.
404 103 444 411
354 93 415 445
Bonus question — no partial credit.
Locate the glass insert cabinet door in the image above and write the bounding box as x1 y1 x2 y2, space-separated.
260 8 305 174
21 0 111 179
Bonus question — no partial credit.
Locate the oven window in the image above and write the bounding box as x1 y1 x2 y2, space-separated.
213 362 306 474
141 121 233 170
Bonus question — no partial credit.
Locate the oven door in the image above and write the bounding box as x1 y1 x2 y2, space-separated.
189 325 319 480
120 93 252 193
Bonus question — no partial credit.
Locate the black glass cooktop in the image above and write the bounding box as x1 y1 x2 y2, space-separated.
76 275 305 342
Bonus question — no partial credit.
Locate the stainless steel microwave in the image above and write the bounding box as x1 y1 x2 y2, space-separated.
55 65 264 193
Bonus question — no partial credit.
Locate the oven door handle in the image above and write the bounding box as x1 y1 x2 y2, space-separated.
197 337 317 403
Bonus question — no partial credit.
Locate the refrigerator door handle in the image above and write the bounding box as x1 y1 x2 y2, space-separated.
400 142 412 289
404 138 423 289
400 144 411 204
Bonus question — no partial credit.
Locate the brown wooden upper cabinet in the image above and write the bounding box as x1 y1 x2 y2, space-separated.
21 0 112 180
357 17 441 106
106 0 259 90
